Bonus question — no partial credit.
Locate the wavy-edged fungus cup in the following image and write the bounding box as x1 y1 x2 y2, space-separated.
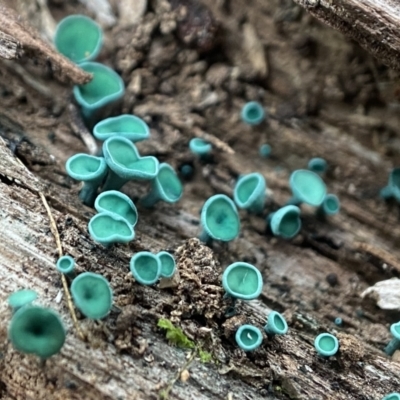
259 144 271 158
384 322 400 356
130 252 161 285
71 272 113 319
95 190 138 227
66 153 108 206
157 251 176 278
102 136 159 191
383 393 400 400
235 324 263 351
381 168 400 202
140 163 183 208
234 172 266 214
318 194 340 217
314 333 339 357
289 169 327 207
241 101 265 125
93 114 150 142
56 255 76 279
222 262 263 300
308 157 328 175
88 212 135 247
264 311 288 337
189 138 212 159
199 194 240 244
54 15 102 64
73 62 125 124
9 306 66 359
269 205 301 239
8 289 38 311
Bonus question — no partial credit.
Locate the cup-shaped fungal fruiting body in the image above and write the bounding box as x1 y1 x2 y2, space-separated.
95 190 138 227
140 163 183 208
8 289 38 312
241 101 265 125
130 252 161 285
259 144 271 158
71 272 113 319
380 168 400 202
93 115 150 143
157 251 176 279
9 306 66 359
54 15 103 64
88 212 135 247
268 205 301 239
235 324 263 351
222 262 263 301
66 153 108 206
234 172 266 214
308 157 328 175
73 62 125 124
264 311 288 337
318 194 340 217
383 393 400 400
289 169 327 207
199 194 240 244
179 163 195 180
384 322 400 356
56 255 76 279
102 136 159 191
314 333 339 357
189 138 212 159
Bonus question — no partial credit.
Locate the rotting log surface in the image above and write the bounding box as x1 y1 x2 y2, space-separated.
1 0 400 399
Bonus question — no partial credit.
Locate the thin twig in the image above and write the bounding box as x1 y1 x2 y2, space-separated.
192 127 235 155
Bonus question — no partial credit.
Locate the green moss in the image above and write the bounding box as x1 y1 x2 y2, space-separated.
198 349 213 363
157 318 195 349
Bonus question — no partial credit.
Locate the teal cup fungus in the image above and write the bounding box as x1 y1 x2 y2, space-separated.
264 311 288 337
93 114 150 142
73 62 125 125
318 194 340 217
289 169 327 207
157 251 176 278
95 190 138 227
88 211 135 247
9 306 66 359
189 138 212 159
384 322 400 356
308 157 328 175
71 272 113 319
102 136 159 191
8 289 38 311
259 144 271 158
130 252 161 285
66 153 108 207
241 101 265 125
222 262 263 300
269 205 301 239
54 15 103 64
314 333 339 357
235 324 263 351
233 172 266 214
383 393 400 400
381 168 400 202
140 163 183 208
56 255 76 279
199 194 240 244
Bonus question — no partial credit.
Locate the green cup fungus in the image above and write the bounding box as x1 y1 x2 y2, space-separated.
140 163 183 208
73 62 125 124
189 138 212 159
199 194 240 244
54 15 103 64
314 333 339 357
259 144 271 158
233 172 266 214
9 306 66 359
268 205 301 239
241 101 265 125
102 136 159 191
8 289 38 311
318 194 340 217
307 157 328 175
66 153 108 206
71 272 113 319
384 322 400 356
157 251 176 278
222 262 263 300
264 311 288 337
94 190 138 227
93 114 150 142
88 212 135 247
235 324 263 351
380 168 400 202
289 169 327 207
383 394 400 400
56 255 76 279
130 252 161 285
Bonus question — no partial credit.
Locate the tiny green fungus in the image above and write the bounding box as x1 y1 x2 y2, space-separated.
71 272 113 319
308 157 328 175
268 205 301 239
289 169 327 207
235 324 263 351
241 101 265 125
380 168 400 202
179 163 194 180
93 114 150 142
56 255 75 279
130 252 161 285
54 15 102 64
66 153 108 206
264 311 288 337
8 289 38 311
259 144 271 158
233 172 266 214
157 251 176 278
189 138 212 158
334 317 343 326
318 194 340 216
9 306 66 359
314 333 339 357
383 393 400 400
384 321 400 356
157 318 195 349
